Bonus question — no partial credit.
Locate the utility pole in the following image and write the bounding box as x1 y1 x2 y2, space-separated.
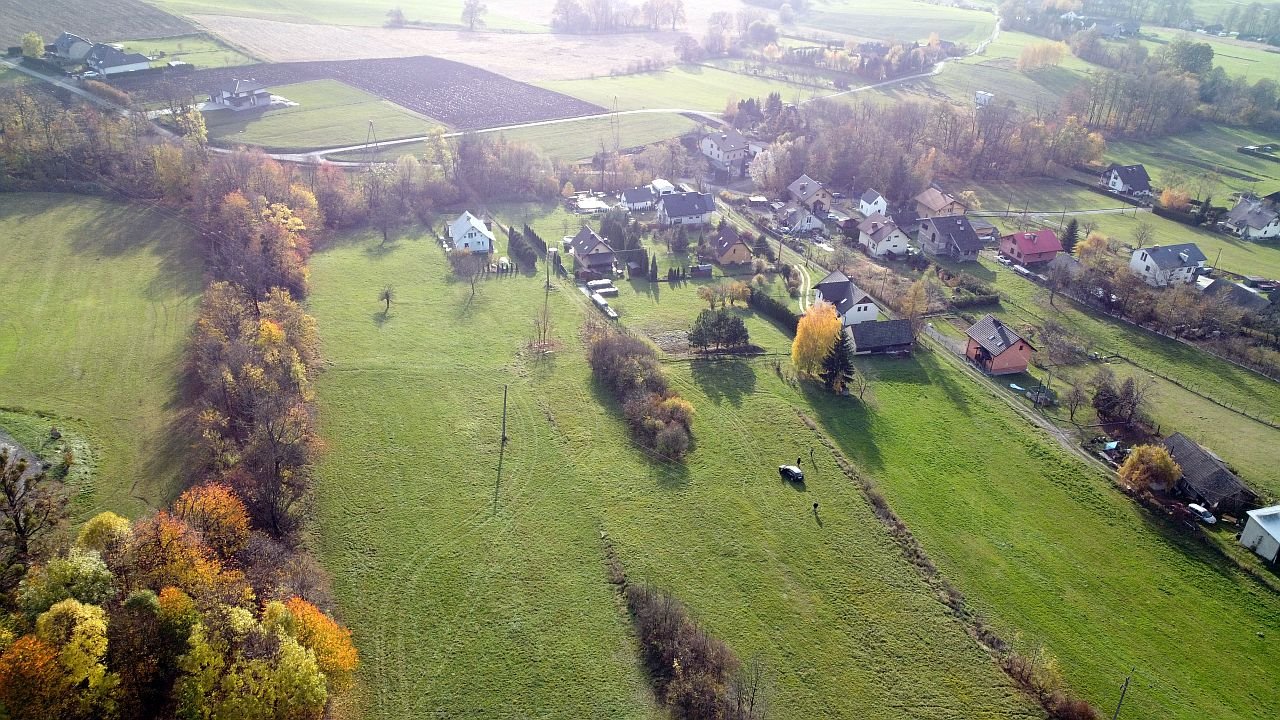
1110 667 1134 720
494 385 509 512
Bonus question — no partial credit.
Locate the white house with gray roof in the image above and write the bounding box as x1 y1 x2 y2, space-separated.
448 211 494 253
1224 196 1280 240
1129 243 1206 287
813 270 878 326
858 189 887 218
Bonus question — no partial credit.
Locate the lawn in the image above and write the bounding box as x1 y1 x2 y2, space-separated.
965 177 1125 214
798 0 997 45
203 79 442 151
1139 28 1280 81
119 33 257 69
971 251 1280 496
146 0 542 31
0 193 202 519
1104 123 1280 198
538 65 824 113
1071 210 1280 280
306 218 1038 719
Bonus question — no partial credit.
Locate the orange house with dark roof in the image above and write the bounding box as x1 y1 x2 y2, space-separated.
964 314 1034 375
999 228 1063 266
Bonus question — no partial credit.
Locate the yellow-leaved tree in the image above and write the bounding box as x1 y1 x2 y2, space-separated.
792 300 841 377
1119 445 1181 491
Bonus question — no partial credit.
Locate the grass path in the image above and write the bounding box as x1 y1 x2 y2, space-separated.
0 193 202 518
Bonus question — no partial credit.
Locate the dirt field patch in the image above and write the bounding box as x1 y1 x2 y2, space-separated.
111 56 604 130
1 0 192 44
191 15 682 81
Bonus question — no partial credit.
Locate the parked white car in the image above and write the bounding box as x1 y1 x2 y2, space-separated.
1188 503 1217 524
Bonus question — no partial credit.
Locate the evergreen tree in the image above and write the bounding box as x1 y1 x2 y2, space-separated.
820 331 853 393
1195 196 1212 225
650 256 659 282
1061 218 1080 255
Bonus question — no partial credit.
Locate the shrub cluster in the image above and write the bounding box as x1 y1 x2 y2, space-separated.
586 324 694 460
625 583 763 720
504 224 538 268
689 309 750 351
747 287 800 334
521 223 547 254
81 80 131 106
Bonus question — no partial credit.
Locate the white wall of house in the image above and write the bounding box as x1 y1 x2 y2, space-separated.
99 61 151 75
700 137 745 163
841 302 878 326
455 227 492 252
1240 512 1280 562
1243 218 1280 240
859 196 887 217
659 209 712 226
1129 250 1200 287
859 228 909 258
788 211 825 233
1105 171 1127 192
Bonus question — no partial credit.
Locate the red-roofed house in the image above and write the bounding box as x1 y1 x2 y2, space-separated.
999 229 1063 266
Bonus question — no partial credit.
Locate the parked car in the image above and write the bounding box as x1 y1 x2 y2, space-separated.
1188 503 1217 524
778 465 804 483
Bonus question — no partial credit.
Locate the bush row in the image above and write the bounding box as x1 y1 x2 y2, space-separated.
586 323 694 460
504 224 538 268
748 287 800 334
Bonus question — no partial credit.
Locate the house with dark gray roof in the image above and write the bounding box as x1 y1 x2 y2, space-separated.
1203 278 1270 314
52 32 93 61
919 215 982 262
964 314 1034 375
710 227 753 265
857 214 910 258
566 226 616 273
1129 243 1206 287
620 186 657 211
787 174 834 214
1162 432 1257 515
850 319 914 355
86 44 151 75
1101 163 1153 196
1224 196 1280 240
813 270 877 326
208 79 272 110
657 192 715 227
859 189 887 218
700 127 750 178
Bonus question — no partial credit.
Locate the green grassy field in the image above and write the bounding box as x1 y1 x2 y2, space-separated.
1069 209 1280 280
0 193 202 519
146 0 541 31
1104 124 1280 198
1140 28 1280 81
799 0 996 45
538 66 824 113
973 253 1280 496
307 220 1039 719
119 33 257 69
204 79 442 151
966 178 1125 214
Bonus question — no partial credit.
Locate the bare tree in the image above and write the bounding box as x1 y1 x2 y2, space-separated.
1065 382 1087 422
1132 221 1154 249
731 653 768 719
379 285 395 315
1 448 67 585
449 249 487 301
462 0 488 30
1046 259 1073 308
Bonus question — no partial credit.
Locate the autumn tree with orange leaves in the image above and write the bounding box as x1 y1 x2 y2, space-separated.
792 300 842 377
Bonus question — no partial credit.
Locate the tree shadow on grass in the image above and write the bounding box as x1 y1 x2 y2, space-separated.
371 310 390 328
586 376 691 489
690 358 756 407
798 373 885 474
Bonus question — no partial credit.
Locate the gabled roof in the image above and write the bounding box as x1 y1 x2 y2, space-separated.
216 79 269 95
567 225 613 257
788 174 827 204
965 314 1032 356
1047 253 1084 278
1226 198 1280 230
857 213 901 243
54 32 91 52
915 187 963 212
1003 228 1063 255
705 127 747 152
86 44 149 69
448 211 494 243
814 270 873 319
1104 163 1152 193
850 319 914 351
712 227 751 259
621 186 656 204
924 215 983 253
1203 279 1270 313
1163 432 1254 508
1139 243 1206 270
860 189 884 206
659 192 714 218
780 203 821 228
650 178 675 194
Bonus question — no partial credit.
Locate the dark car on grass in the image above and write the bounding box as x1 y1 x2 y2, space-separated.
779 465 804 483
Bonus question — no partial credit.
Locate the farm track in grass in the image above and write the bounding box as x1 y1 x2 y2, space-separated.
0 193 202 519
111 56 604 130
307 220 1039 719
0 0 192 42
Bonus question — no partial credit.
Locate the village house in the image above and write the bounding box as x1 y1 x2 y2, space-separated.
447 211 495 253
914 187 966 219
788 174 835 214
859 189 887 218
85 44 151 75
1129 243 1206 287
857 214 910 258
813 270 877 326
1100 163 1153 197
1240 505 1280 563
964 314 1033 375
779 203 825 235
566 225 617 274
52 32 93 62
709 227 754 265
620 186 657 212
207 79 272 110
700 127 749 178
1000 228 1063 266
919 215 982 262
1224 194 1280 240
657 192 715 227
1202 278 1271 314
850 319 914 356
1162 432 1257 516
